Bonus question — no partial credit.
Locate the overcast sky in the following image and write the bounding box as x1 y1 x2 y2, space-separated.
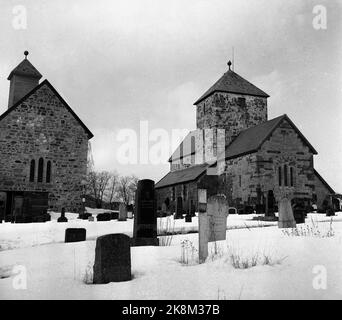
0 0 341 192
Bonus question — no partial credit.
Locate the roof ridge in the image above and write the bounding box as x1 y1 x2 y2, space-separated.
0 79 93 139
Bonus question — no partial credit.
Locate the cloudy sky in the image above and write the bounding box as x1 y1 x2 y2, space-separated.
0 0 341 192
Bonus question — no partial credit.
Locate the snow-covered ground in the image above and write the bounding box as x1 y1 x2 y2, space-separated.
0 211 341 299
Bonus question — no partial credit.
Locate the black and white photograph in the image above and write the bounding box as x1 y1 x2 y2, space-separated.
0 0 341 304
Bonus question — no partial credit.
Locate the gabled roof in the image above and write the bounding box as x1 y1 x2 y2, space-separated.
314 169 335 194
7 58 42 80
194 69 269 105
221 114 317 160
155 163 208 189
0 79 93 139
168 131 196 162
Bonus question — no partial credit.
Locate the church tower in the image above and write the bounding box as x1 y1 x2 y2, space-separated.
194 61 269 145
7 51 42 109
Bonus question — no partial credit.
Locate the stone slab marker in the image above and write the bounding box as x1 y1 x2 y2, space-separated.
198 193 228 263
132 179 158 246
65 228 86 243
57 208 68 223
278 198 296 228
118 203 127 221
207 195 228 242
93 234 131 284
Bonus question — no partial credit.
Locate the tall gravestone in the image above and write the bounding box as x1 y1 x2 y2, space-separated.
199 193 228 263
118 203 127 221
93 234 131 284
278 198 296 228
132 179 159 246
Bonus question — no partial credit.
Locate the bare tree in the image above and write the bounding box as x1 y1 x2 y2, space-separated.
106 171 119 206
86 170 111 208
118 175 139 206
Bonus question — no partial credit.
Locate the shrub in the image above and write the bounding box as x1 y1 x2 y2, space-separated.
180 239 198 265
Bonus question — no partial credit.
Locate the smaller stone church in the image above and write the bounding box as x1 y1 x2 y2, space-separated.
0 52 93 222
155 61 335 215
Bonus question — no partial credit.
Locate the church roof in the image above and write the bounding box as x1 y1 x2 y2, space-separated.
313 169 335 194
222 114 317 160
0 79 93 139
194 69 269 105
155 163 208 189
7 58 42 80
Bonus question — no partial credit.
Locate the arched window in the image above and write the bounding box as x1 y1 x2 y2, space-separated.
278 166 282 186
46 161 51 183
284 165 288 186
290 167 294 187
29 159 35 182
38 158 44 183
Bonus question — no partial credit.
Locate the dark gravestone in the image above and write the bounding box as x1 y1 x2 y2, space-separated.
93 234 131 284
110 212 119 220
132 179 158 246
97 212 111 221
229 207 237 215
57 208 68 223
65 228 86 243
185 214 192 223
175 197 183 219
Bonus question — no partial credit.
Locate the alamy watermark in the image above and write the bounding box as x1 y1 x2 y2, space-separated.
312 5 327 30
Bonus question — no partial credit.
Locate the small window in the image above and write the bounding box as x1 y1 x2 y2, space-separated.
38 158 44 183
29 159 35 182
290 167 294 187
278 167 282 186
284 165 288 186
46 161 51 183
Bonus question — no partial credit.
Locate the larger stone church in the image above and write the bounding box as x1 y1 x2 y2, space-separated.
0 52 93 222
155 61 335 215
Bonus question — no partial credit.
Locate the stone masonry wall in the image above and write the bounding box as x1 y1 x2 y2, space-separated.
0 83 89 212
224 119 315 208
196 92 267 145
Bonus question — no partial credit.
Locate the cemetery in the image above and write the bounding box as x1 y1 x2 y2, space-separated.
0 179 341 299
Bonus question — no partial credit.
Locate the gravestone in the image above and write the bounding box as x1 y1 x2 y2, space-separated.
65 228 86 243
207 195 228 242
118 203 127 221
132 179 158 246
57 208 68 223
97 212 111 221
228 207 237 215
199 194 228 263
93 234 131 284
110 212 119 220
185 214 192 223
175 197 183 219
278 198 296 228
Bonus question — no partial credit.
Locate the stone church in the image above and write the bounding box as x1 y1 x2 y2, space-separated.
0 52 93 222
155 61 335 215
